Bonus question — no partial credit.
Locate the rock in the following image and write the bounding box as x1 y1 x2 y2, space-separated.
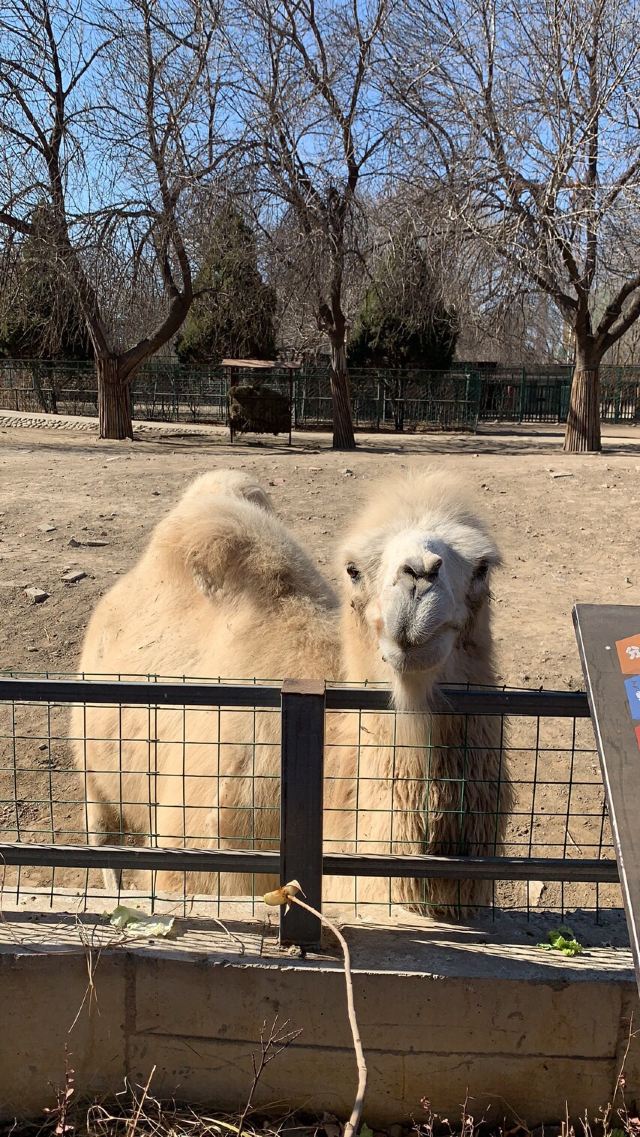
62 569 87 584
550 471 574 478
342 468 354 476
68 537 108 547
38 743 47 752
38 523 56 533
26 646 39 653
24 587 49 604
152 490 161 496
268 478 286 486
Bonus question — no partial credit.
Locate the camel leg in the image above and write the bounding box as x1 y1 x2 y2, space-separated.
86 795 124 895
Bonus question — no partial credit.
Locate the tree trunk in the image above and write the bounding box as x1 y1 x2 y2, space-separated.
329 337 356 451
563 355 601 452
97 356 133 440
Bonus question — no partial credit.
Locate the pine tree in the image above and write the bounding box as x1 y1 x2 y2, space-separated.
175 209 276 364
348 237 458 370
0 206 92 362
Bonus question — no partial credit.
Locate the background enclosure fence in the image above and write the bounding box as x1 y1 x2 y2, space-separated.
0 675 622 946
2 360 639 431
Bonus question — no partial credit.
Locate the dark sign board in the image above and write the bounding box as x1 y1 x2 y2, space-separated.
574 604 640 991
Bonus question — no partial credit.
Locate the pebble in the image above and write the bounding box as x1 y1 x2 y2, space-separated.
342 468 354 476
269 478 286 486
24 587 49 603
38 743 47 752
62 569 87 584
38 523 56 533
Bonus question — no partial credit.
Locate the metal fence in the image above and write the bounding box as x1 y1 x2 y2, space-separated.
2 358 640 431
0 674 622 946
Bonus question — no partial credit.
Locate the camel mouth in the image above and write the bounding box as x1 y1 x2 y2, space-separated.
379 627 456 675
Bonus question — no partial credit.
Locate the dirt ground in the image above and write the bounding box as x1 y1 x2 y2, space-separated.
0 412 638 915
1 414 639 688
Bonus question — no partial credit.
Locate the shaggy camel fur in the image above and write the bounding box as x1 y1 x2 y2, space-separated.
72 468 512 916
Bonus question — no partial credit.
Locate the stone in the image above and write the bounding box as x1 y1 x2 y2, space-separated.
24 587 49 604
68 537 108 547
38 523 56 533
62 569 87 584
342 468 354 476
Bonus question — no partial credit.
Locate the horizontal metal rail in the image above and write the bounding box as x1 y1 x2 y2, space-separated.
0 843 619 884
0 843 279 875
324 852 619 883
0 673 602 943
0 677 591 717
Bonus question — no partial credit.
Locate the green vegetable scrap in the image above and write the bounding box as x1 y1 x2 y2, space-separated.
538 925 583 957
108 905 175 938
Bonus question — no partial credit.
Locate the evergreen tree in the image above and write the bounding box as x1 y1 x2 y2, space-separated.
349 237 458 369
0 207 92 361
175 209 276 364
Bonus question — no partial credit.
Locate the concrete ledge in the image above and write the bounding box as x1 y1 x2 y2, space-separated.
0 902 637 1126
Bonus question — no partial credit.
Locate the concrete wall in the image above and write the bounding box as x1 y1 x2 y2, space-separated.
0 904 637 1128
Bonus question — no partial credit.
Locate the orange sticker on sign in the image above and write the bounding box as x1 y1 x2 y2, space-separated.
616 634 640 675
636 725 640 751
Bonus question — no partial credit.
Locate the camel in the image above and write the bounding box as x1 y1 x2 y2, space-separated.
71 467 512 917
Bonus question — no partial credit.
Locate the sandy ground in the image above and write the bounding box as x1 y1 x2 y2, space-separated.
1 414 639 688
0 413 638 915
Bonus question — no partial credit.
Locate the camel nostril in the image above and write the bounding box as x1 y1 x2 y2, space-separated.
399 556 441 583
425 556 442 581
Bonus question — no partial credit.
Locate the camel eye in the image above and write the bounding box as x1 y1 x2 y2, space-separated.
346 562 361 583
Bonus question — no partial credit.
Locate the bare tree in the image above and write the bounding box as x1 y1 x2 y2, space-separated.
231 0 393 450
388 0 640 450
0 0 226 438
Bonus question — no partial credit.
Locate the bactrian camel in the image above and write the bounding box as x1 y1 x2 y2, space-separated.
72 468 512 916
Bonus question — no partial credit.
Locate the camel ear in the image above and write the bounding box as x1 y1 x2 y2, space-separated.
467 546 501 605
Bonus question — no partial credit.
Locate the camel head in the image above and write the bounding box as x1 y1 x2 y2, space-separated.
340 471 501 685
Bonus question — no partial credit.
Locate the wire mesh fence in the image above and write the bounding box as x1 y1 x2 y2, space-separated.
2 358 640 431
0 674 622 933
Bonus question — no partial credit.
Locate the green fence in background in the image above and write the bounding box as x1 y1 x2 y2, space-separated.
1 358 639 431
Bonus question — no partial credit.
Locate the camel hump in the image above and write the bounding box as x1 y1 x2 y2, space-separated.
178 469 274 514
153 476 335 608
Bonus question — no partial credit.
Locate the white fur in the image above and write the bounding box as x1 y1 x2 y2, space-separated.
72 467 512 917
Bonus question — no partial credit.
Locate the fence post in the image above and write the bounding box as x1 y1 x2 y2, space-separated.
280 679 325 947
518 367 526 422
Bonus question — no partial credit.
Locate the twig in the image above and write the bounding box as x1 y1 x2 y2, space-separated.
238 1017 302 1137
288 896 366 1137
126 1065 157 1137
264 882 367 1137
